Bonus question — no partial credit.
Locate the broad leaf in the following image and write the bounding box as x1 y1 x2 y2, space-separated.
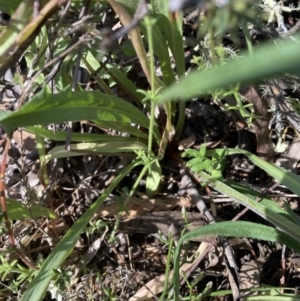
0 90 151 133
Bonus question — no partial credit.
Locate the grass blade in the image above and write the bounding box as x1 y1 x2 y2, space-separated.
157 34 300 104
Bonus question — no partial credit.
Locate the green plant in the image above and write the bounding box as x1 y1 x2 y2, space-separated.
1 0 300 300
185 145 226 179
0 254 40 294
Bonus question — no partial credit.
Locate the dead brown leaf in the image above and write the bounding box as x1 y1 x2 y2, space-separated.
13 130 36 153
178 132 196 150
241 85 274 161
94 194 193 220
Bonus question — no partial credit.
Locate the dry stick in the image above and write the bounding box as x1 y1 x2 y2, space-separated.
280 245 286 294
180 167 240 301
52 1 72 37
0 136 37 270
108 0 148 43
71 5 90 82
241 86 274 162
65 45 84 151
181 168 238 267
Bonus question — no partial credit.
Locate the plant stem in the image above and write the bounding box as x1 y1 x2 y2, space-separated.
122 163 148 209
241 21 253 57
159 233 174 301
144 16 156 155
35 127 49 186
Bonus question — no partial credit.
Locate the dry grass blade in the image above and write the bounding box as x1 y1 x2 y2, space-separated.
107 0 163 89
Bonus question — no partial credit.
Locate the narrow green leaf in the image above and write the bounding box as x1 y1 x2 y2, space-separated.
150 0 186 137
157 34 300 104
225 180 293 220
247 296 300 300
179 221 300 253
42 146 87 164
151 0 185 76
284 202 300 226
143 19 176 86
105 63 144 103
81 52 144 104
116 0 176 86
